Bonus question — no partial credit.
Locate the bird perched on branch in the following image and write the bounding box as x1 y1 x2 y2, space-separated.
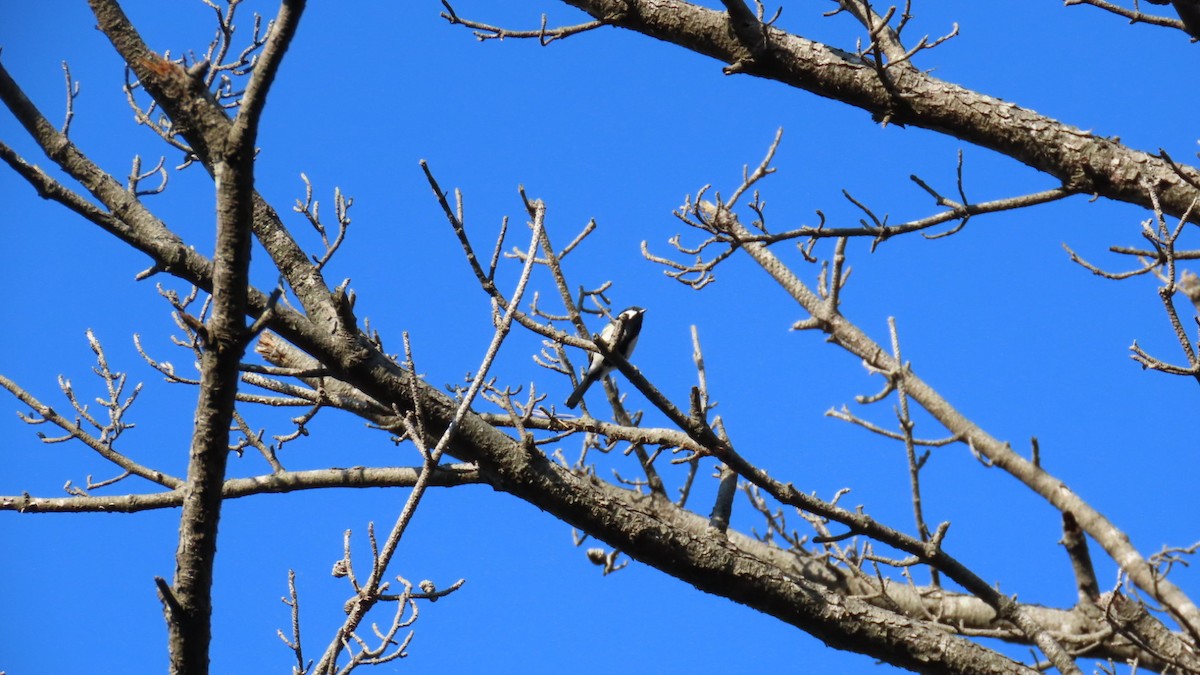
565 307 646 409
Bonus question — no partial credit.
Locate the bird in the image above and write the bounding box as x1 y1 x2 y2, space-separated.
565 306 646 409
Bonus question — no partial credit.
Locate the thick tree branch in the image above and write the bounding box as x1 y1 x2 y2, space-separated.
558 0 1200 220
157 3 306 673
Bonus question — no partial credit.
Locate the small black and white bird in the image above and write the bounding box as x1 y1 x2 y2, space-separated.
565 306 645 409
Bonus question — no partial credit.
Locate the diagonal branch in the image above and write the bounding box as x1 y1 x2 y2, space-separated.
556 0 1200 220
1065 0 1190 33
314 194 545 674
704 195 1200 639
0 373 182 489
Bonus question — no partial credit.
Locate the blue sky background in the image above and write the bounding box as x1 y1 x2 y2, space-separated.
2 1 1198 673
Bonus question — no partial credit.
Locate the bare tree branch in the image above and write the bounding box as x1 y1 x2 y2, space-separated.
556 0 1200 220
0 464 482 513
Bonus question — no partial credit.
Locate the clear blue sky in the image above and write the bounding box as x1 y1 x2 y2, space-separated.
2 1 1197 673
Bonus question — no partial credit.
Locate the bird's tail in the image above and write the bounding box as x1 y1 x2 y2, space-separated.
564 372 598 409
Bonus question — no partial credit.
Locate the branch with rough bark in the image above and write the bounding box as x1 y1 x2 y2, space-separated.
551 0 1200 221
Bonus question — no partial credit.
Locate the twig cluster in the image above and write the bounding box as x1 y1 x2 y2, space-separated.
1065 186 1200 382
